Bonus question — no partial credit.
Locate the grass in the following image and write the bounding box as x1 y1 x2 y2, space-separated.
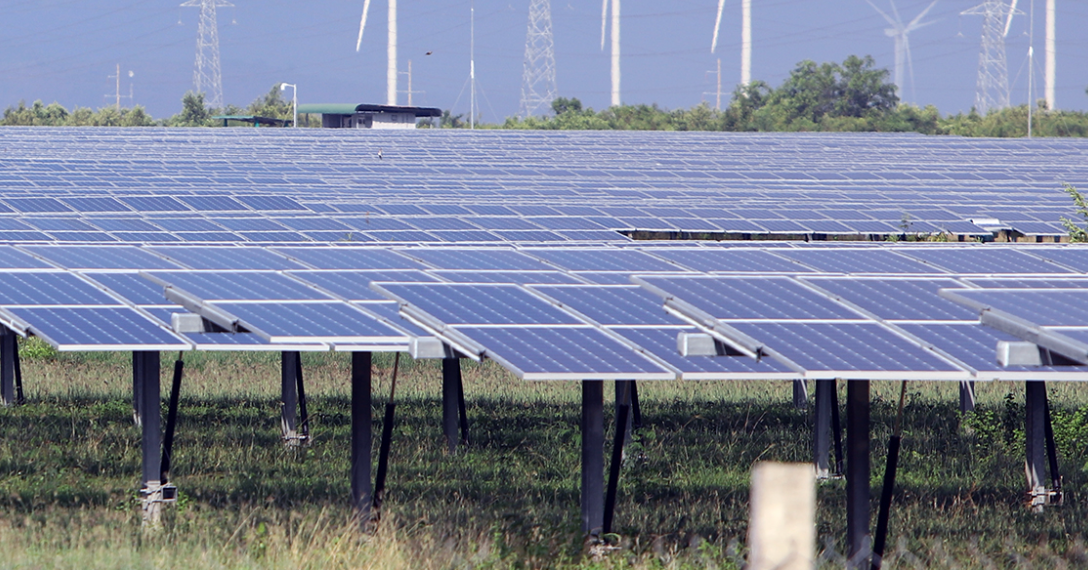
1 346 1088 568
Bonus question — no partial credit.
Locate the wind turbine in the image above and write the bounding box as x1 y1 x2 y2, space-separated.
711 0 752 86
600 0 620 106
355 0 398 106
864 0 940 104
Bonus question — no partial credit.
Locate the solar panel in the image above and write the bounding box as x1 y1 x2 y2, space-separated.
25 246 181 270
143 271 329 301
211 301 408 343
373 282 582 325
804 278 974 321
0 273 118 305
402 248 549 271
900 248 1073 274
526 249 679 272
532 285 683 326
649 248 812 273
637 276 861 320
291 270 438 301
776 249 936 274
7 307 188 350
149 246 303 270
271 247 423 270
611 328 795 378
941 289 1088 327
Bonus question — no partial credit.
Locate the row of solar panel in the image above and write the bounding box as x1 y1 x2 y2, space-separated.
0 243 1085 274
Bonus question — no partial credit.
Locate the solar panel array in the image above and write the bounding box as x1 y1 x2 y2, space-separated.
0 128 1085 245
0 240 1082 381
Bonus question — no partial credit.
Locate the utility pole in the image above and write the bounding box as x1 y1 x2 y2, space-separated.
519 0 558 117
399 60 423 106
181 0 233 109
470 1 476 129
106 65 134 111
703 59 722 110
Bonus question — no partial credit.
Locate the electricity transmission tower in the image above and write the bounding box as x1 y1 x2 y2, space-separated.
181 0 233 109
519 0 558 117
962 0 1015 114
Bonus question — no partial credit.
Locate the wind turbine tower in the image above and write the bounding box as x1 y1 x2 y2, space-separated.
519 0 558 117
181 0 233 109
711 0 752 86
962 0 1018 114
356 0 399 105
600 0 620 106
864 0 939 104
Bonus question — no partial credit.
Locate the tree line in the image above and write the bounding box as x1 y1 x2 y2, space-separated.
5 55 1088 137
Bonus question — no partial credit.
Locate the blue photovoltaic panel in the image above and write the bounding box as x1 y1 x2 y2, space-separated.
1027 248 1088 272
153 218 225 232
5 198 71 213
638 276 861 320
61 197 130 212
178 195 248 211
776 249 937 274
87 273 171 305
375 283 583 325
213 217 287 231
526 249 679 272
275 218 352 231
965 278 1088 289
944 289 1088 326
28 218 97 231
356 301 434 336
272 247 423 270
291 270 438 300
122 196 191 212
729 322 961 374
431 271 582 284
893 323 1072 373
88 218 161 232
149 246 304 270
612 327 793 375
0 273 118 305
455 326 671 379
25 246 181 270
403 248 549 271
145 271 330 301
900 248 1073 274
236 196 307 211
0 246 54 269
805 278 974 321
533 285 683 325
212 301 407 342
651 248 811 273
9 307 187 349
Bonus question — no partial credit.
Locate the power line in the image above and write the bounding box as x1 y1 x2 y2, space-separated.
180 0 232 109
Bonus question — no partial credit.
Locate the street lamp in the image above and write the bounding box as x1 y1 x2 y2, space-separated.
280 83 297 128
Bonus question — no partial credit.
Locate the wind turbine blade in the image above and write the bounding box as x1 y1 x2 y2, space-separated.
600 0 608 51
355 0 372 52
864 0 899 29
711 0 726 53
907 0 940 28
888 0 904 26
1004 0 1018 37
904 35 916 102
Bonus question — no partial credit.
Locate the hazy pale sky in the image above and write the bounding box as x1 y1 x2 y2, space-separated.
2 0 1086 121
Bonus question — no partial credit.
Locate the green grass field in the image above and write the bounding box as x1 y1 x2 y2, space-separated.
1 346 1087 569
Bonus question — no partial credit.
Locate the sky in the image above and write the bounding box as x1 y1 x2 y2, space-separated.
2 0 1087 122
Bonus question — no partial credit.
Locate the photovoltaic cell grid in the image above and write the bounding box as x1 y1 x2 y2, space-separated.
0 129 1085 246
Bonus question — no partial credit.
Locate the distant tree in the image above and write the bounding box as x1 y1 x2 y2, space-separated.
550 97 583 115
439 109 466 128
166 91 213 127
246 85 293 121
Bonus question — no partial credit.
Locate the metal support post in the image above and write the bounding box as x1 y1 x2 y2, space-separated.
442 357 461 453
581 380 604 535
0 329 14 406
1025 380 1048 512
294 354 310 441
281 351 300 444
846 380 871 566
136 351 165 528
351 352 373 524
12 335 23 405
630 381 642 429
831 379 844 477
132 352 143 426
793 379 808 409
814 379 833 478
614 380 634 444
456 363 470 445
604 380 632 533
959 380 976 413
159 355 184 483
